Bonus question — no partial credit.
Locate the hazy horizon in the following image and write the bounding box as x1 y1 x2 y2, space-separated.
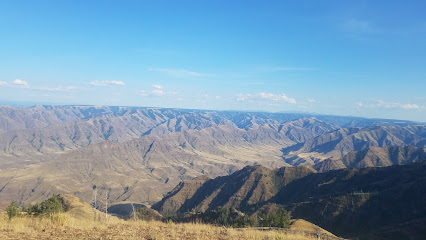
1 100 424 124
1 1 425 121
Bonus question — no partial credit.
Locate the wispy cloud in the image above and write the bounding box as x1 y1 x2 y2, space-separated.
355 99 425 110
148 68 209 78
137 90 150 97
138 85 177 97
152 89 164 96
237 93 296 104
89 80 125 86
0 79 30 88
35 86 79 92
151 84 164 96
12 79 29 88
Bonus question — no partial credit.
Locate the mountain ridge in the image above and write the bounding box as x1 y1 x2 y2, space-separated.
314 145 426 172
0 105 425 213
154 161 426 239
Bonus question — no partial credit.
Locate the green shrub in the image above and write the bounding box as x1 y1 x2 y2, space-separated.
24 194 69 216
259 209 290 228
40 195 63 215
6 201 20 220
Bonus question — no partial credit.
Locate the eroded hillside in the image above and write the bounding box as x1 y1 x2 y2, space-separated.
0 105 424 209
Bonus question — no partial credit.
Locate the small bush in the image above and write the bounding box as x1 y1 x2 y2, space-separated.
6 201 20 220
40 195 63 215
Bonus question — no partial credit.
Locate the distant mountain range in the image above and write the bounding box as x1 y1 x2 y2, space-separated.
0 105 425 214
282 125 426 165
314 145 426 172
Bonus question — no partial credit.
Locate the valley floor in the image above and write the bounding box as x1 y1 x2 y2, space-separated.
0 213 330 240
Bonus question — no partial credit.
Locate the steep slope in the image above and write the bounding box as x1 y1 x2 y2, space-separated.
0 105 418 160
0 118 337 206
0 106 341 168
151 175 211 213
314 145 426 172
282 125 426 165
0 105 424 212
0 105 93 133
273 162 426 239
152 165 315 213
154 161 426 239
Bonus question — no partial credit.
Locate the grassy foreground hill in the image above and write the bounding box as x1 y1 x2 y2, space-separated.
0 194 337 240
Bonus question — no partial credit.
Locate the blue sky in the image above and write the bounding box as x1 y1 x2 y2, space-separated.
0 0 425 121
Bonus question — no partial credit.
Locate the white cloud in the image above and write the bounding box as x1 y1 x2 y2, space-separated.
152 84 163 90
237 93 296 104
148 68 208 78
400 104 421 109
12 79 29 88
259 93 297 103
138 85 178 98
307 98 316 103
0 79 30 88
355 99 425 110
36 86 78 92
90 80 125 86
151 85 165 96
152 89 164 96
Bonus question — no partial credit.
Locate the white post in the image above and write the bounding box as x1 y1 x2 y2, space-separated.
131 203 136 221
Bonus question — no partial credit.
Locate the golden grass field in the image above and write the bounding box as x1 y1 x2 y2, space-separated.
0 195 332 240
0 214 323 240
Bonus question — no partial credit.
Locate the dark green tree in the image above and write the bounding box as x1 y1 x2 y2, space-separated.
259 209 290 228
215 207 230 225
40 195 63 215
24 195 67 216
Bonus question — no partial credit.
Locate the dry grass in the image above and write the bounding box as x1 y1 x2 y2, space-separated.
0 195 323 239
0 213 320 240
290 219 335 236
